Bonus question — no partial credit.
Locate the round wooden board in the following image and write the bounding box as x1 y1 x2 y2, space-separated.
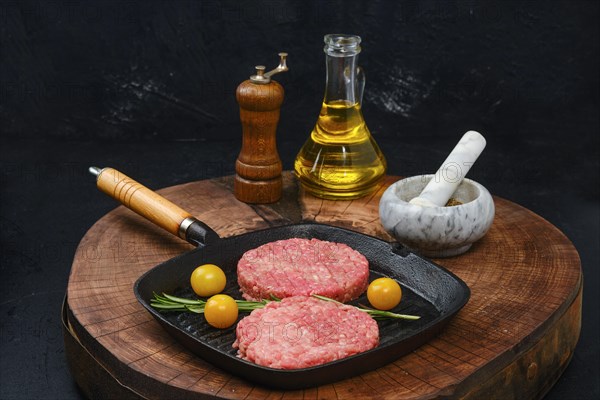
64 173 582 400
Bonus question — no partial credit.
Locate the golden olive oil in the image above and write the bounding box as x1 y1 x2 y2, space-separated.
294 101 387 199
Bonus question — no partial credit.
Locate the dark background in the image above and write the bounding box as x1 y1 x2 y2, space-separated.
1 0 598 398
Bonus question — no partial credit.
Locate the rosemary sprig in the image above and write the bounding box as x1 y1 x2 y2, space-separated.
311 294 420 321
151 292 420 321
151 292 269 314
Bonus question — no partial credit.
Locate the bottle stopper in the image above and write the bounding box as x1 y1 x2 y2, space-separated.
409 131 486 207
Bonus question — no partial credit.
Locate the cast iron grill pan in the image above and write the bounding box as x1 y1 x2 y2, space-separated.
134 223 469 389
90 168 470 389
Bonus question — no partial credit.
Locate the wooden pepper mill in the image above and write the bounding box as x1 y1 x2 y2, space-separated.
234 52 288 204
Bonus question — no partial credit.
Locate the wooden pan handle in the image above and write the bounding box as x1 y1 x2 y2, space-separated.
92 167 193 238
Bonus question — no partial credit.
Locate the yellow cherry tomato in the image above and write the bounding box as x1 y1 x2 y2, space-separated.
204 294 239 329
367 277 402 311
190 264 226 297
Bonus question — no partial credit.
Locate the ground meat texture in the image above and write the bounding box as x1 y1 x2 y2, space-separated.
237 238 369 302
233 296 379 369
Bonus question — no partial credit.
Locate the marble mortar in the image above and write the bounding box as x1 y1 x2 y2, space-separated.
379 174 495 257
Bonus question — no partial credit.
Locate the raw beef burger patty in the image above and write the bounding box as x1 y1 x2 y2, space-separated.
233 296 379 369
237 238 369 302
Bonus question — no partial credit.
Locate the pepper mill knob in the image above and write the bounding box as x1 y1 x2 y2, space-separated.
234 53 288 204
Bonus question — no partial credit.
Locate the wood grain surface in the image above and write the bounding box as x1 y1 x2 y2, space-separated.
65 172 582 399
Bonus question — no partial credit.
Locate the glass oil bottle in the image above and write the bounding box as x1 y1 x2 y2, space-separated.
294 34 386 199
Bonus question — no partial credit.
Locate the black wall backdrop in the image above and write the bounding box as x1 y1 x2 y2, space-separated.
1 1 598 399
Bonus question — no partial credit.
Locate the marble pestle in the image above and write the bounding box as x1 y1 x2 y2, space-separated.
409 131 486 207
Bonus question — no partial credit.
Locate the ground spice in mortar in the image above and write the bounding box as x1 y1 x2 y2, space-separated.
445 198 463 206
